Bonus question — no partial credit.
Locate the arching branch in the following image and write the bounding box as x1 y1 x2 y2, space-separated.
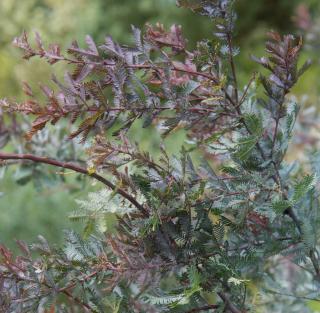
0 152 148 216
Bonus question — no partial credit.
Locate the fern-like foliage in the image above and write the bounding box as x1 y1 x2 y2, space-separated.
1 1 320 313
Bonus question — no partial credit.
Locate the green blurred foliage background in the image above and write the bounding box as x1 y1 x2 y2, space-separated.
1 0 320 259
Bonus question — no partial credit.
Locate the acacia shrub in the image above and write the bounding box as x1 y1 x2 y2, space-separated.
0 1 319 312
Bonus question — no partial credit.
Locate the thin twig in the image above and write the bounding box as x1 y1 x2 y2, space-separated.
265 289 320 302
238 73 256 106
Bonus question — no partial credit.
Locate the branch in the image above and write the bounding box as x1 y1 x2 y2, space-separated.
0 152 148 216
186 304 219 312
226 33 239 103
217 292 243 313
238 73 256 106
265 288 320 302
60 288 93 312
0 271 93 312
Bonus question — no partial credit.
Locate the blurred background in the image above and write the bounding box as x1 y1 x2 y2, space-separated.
1 0 320 250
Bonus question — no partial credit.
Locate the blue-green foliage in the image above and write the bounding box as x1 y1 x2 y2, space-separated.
1 1 320 312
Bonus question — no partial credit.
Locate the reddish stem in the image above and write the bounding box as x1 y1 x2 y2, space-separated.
0 152 148 216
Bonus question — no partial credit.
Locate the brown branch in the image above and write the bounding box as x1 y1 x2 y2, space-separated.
60 288 93 312
0 152 148 216
226 33 239 104
58 269 101 294
26 43 221 85
186 304 219 312
238 73 256 106
217 292 243 313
